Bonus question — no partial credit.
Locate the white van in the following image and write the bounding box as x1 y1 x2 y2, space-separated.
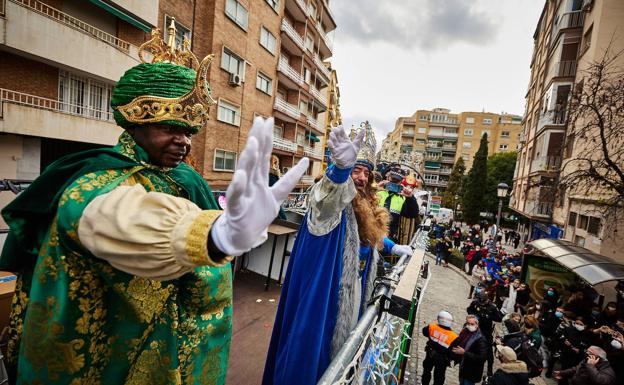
433 208 454 224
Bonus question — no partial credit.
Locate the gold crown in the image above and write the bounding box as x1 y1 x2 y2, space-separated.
116 19 216 128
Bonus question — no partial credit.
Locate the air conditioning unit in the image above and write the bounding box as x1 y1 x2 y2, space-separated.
228 73 242 86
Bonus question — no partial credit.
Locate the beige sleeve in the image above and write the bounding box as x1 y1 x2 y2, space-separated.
78 184 232 280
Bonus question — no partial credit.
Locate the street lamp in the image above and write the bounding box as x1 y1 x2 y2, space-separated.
496 182 509 229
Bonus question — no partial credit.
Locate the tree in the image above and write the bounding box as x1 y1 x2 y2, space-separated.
462 133 489 225
558 47 624 238
484 152 517 214
442 157 466 209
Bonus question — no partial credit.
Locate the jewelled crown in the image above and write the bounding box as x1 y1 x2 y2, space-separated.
351 121 377 170
115 19 216 128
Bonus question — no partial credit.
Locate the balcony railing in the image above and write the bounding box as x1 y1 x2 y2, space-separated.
530 156 561 173
402 130 415 137
295 0 307 14
548 60 577 79
272 136 297 153
274 98 301 120
281 18 305 50
300 175 315 184
10 0 131 52
313 54 332 80
425 180 449 187
439 169 452 175
526 200 553 217
441 156 455 163
309 85 328 106
278 56 304 85
537 110 566 131
316 23 333 52
304 145 322 158
552 10 584 43
0 88 114 122
306 115 322 131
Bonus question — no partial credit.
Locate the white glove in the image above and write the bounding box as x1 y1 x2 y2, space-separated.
391 244 413 257
211 117 309 256
327 126 365 168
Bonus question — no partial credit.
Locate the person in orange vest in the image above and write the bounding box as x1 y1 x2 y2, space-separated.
421 310 459 385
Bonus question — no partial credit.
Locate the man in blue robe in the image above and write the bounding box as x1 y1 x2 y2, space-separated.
262 124 413 385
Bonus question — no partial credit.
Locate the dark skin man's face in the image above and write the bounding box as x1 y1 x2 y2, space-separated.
127 124 193 167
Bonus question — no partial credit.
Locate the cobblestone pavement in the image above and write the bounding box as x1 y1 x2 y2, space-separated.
404 253 472 385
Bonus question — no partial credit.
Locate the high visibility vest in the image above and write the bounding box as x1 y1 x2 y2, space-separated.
377 190 405 214
428 323 458 348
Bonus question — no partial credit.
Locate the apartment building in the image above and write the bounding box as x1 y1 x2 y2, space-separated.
380 108 522 194
0 0 335 230
510 0 624 260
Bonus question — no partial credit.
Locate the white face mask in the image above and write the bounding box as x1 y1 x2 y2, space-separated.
574 324 585 331
466 325 478 332
612 340 623 350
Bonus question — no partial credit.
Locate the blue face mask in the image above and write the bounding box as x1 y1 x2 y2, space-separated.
555 311 563 318
547 291 555 296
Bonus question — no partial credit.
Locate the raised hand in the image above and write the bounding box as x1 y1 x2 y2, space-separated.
326 126 365 168
211 117 309 256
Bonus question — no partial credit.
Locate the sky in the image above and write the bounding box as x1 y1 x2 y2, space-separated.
329 0 545 146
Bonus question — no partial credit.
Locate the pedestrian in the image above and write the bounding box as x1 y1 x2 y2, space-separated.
435 237 444 266
504 230 510 245
513 233 521 249
442 237 452 267
421 311 458 385
453 226 462 249
451 315 489 385
469 260 486 299
554 345 617 385
467 290 503 376
486 345 529 385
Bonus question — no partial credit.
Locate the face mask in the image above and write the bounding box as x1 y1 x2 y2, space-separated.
466 325 478 332
574 324 585 331
612 340 623 350
547 291 555 296
555 311 563 318
592 311 600 317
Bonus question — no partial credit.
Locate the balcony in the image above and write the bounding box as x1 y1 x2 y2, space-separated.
309 85 328 107
280 18 305 51
548 61 577 80
402 130 415 137
525 200 553 218
537 110 566 133
109 0 158 26
441 145 457 153
272 136 297 153
425 180 449 188
303 145 323 159
439 169 452 175
2 0 142 82
306 115 323 132
441 156 455 163
530 156 561 174
274 98 301 120
0 88 122 144
300 175 315 185
316 23 333 55
277 56 304 86
551 11 584 45
313 54 331 82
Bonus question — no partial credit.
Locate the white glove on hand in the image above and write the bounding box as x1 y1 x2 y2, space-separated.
211 117 309 256
391 244 413 257
327 126 365 168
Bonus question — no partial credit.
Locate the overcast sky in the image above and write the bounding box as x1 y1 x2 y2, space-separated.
329 0 545 145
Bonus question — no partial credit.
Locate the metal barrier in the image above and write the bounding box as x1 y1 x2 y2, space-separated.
317 229 430 385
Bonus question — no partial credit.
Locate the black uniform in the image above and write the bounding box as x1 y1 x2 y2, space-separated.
467 298 503 376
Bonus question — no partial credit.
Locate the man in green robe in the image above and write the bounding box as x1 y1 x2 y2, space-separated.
0 29 308 385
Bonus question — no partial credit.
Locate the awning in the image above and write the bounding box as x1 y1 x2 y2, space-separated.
306 133 320 142
89 0 153 32
528 238 624 285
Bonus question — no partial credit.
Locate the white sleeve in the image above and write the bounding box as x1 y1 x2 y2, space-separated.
306 175 357 236
78 184 231 280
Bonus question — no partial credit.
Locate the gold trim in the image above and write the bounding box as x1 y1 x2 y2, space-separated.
185 210 233 266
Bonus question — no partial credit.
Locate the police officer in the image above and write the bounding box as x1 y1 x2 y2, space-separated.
421 310 458 385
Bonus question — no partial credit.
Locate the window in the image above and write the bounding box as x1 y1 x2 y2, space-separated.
578 215 589 230
418 127 427 134
225 0 248 29
265 0 279 11
308 2 317 19
465 117 475 124
483 118 492 125
416 139 426 145
305 34 314 51
464 128 473 136
217 99 241 126
164 15 191 48
221 48 245 77
462 142 472 149
419 115 428 121
59 71 112 120
256 72 272 95
499 144 508 151
273 125 283 138
299 100 308 116
587 217 601 236
214 149 237 171
501 131 510 138
303 67 312 84
260 26 277 54
482 130 490 138
462 154 470 161
296 132 306 145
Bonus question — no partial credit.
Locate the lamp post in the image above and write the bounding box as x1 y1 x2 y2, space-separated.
496 182 509 229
